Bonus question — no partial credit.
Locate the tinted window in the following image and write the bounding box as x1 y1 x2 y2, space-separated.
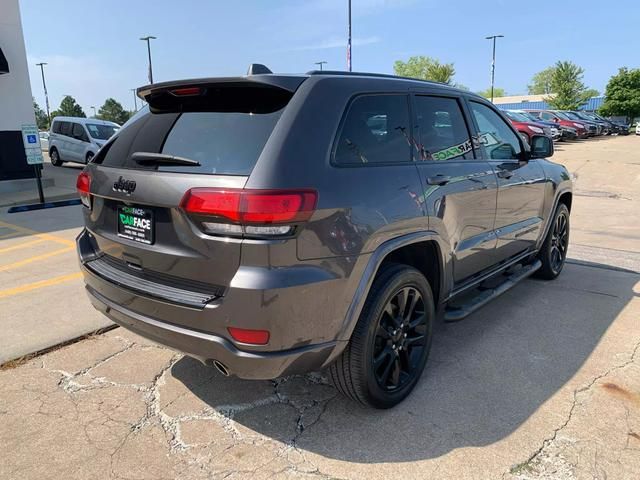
59 121 72 137
160 110 283 175
334 95 411 165
72 123 88 141
51 122 61 134
470 102 522 160
414 96 473 161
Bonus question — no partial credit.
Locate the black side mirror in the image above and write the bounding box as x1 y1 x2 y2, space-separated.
530 135 553 159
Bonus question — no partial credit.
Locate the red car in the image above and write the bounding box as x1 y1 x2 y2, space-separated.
502 110 551 144
526 110 589 139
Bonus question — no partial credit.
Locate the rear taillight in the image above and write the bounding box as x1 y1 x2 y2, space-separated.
180 188 317 238
77 171 91 208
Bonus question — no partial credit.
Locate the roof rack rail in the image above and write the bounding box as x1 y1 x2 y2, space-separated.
305 70 449 86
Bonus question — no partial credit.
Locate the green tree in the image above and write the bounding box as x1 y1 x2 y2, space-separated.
51 95 86 118
33 98 49 130
527 67 556 95
394 56 456 84
599 67 640 121
477 87 506 99
97 98 131 125
583 88 600 99
546 61 591 110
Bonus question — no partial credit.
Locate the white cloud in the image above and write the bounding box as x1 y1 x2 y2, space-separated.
290 36 381 51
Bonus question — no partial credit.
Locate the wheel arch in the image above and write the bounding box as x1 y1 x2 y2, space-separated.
333 232 447 348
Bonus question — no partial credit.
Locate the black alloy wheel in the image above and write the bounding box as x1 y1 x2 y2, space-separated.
373 286 427 391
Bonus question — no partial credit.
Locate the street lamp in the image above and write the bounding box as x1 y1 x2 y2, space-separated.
347 0 352 71
35 62 50 125
130 88 138 112
485 34 504 103
314 61 327 71
91 106 97 117
139 35 157 84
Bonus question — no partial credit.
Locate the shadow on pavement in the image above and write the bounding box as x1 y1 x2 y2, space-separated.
172 262 639 463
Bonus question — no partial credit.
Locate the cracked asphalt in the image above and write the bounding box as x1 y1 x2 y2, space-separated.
1 136 639 479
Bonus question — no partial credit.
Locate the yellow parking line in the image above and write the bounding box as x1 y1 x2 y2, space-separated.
0 232 21 240
0 272 83 298
0 246 74 272
0 220 75 247
0 238 45 254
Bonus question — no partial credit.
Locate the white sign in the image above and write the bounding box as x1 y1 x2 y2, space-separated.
21 124 44 165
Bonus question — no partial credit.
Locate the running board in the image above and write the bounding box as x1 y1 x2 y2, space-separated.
444 260 542 322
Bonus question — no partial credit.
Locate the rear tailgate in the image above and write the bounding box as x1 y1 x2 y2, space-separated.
79 77 305 299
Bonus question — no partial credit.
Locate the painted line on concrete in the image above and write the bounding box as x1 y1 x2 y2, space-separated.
0 220 75 247
0 231 21 240
0 272 83 298
0 238 46 254
0 246 74 272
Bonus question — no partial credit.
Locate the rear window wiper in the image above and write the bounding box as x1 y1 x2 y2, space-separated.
132 152 201 167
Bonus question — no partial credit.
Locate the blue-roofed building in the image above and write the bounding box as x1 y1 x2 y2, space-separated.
492 94 605 112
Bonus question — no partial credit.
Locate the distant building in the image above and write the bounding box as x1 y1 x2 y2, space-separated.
0 0 38 183
492 94 605 112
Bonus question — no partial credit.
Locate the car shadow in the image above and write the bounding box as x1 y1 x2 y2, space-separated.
172 261 638 463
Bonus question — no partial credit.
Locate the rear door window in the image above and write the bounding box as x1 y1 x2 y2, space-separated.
59 122 72 137
333 94 412 165
414 96 473 161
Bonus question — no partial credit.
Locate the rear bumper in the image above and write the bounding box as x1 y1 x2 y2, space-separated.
86 284 339 379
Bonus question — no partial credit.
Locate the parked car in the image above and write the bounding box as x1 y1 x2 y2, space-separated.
49 116 120 166
528 110 589 139
577 112 617 135
562 111 606 135
636 123 640 135
556 111 599 136
38 131 49 151
502 110 554 143
507 110 561 141
76 67 572 408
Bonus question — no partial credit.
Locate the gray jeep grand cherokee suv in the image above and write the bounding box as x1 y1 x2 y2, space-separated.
77 66 572 408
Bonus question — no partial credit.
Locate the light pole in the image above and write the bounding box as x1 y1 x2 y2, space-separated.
315 61 327 71
35 62 50 125
485 34 504 103
91 106 97 117
130 88 138 112
140 35 157 84
347 0 352 71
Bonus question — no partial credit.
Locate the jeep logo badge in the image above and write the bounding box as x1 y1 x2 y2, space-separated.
113 176 136 195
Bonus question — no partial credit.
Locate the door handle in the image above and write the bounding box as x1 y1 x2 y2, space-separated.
497 169 514 179
426 175 451 186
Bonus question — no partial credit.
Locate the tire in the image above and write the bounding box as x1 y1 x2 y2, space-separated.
86 152 94 164
328 264 434 408
536 203 570 280
50 148 62 166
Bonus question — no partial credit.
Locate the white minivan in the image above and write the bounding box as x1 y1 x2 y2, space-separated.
49 117 119 166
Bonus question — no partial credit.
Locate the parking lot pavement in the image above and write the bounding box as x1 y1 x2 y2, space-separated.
1 262 638 479
0 135 639 479
0 204 111 363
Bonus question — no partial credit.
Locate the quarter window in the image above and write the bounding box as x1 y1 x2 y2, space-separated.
414 96 473 161
469 102 522 160
334 95 412 165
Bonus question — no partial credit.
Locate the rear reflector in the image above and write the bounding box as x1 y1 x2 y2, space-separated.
77 171 91 208
227 327 270 345
181 188 317 225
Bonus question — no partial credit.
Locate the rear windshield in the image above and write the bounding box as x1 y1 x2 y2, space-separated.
93 87 289 176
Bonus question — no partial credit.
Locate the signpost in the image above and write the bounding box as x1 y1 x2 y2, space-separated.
21 124 45 203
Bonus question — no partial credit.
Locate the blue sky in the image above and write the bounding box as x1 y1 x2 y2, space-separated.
22 0 639 114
